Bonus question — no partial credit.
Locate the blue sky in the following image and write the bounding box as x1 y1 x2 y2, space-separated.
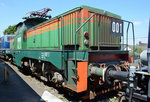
0 0 149 44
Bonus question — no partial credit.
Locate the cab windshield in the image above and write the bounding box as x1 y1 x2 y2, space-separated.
16 23 23 34
24 18 47 30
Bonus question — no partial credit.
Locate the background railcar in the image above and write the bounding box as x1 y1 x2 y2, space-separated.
5 5 135 98
0 35 15 58
1 35 15 49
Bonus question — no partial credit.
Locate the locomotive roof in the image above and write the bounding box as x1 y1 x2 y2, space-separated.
64 5 121 18
55 5 121 19
24 5 121 30
47 5 121 21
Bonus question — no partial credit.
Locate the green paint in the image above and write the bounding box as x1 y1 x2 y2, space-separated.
66 61 77 91
8 50 62 69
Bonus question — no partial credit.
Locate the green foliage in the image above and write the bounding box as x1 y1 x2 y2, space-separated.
3 25 17 35
109 97 118 102
129 46 143 59
134 46 143 54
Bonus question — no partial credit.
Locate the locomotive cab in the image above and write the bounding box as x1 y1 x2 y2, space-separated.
13 18 47 50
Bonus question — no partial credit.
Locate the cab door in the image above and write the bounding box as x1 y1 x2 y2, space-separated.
14 23 23 49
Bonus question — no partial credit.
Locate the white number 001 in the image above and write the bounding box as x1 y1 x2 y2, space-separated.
112 22 122 34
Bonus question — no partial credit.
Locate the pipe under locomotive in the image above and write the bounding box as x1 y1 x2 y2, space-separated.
1 5 138 100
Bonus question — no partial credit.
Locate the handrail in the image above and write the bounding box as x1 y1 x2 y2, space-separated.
98 15 101 50
126 22 130 51
124 21 135 61
61 16 65 69
131 22 135 62
74 13 97 77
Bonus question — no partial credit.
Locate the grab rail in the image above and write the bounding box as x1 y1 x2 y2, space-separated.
74 13 97 77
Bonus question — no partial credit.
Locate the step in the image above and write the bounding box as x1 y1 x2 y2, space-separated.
67 58 86 61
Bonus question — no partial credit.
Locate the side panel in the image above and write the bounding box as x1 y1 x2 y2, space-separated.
42 32 49 47
63 11 79 45
28 36 34 48
6 50 62 69
35 33 41 48
26 11 80 50
77 61 88 92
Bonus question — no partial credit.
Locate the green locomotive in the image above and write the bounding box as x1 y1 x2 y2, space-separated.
6 5 134 98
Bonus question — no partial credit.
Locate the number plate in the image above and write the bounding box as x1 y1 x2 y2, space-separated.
110 19 123 36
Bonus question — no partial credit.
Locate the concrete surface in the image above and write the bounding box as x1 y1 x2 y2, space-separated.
41 90 63 102
0 60 41 102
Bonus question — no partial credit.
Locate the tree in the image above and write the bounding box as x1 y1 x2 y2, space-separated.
134 46 143 54
129 46 143 59
3 25 17 35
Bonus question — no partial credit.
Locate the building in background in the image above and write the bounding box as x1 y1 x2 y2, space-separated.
138 41 147 50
